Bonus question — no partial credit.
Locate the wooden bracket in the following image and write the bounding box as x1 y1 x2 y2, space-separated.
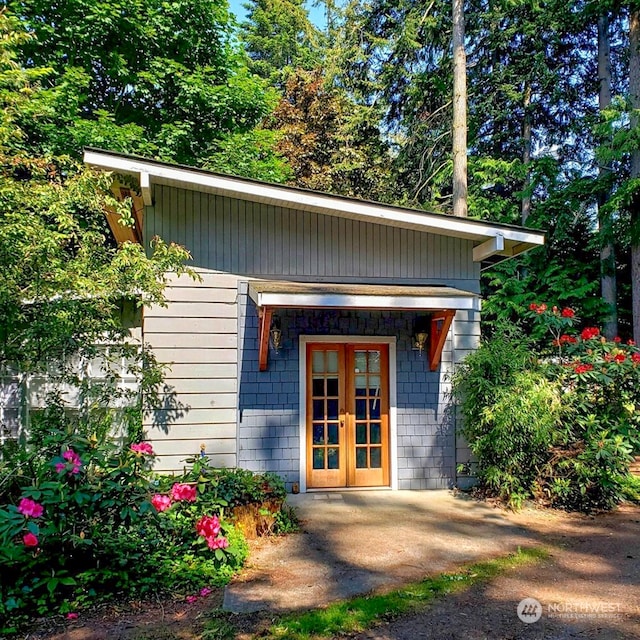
258 307 273 372
429 310 455 371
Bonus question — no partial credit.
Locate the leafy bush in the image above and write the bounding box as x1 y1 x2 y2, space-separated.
453 308 640 511
0 399 293 633
470 371 563 508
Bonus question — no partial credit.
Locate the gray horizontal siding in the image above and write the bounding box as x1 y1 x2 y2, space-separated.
147 187 480 286
143 270 240 472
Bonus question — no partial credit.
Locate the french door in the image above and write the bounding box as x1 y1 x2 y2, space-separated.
306 343 390 488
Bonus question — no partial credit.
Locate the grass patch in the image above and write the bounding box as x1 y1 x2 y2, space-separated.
621 474 640 504
262 546 549 639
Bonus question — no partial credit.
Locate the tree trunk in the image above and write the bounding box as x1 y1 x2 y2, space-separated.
630 9 640 343
452 0 467 218
521 82 532 225
598 12 618 339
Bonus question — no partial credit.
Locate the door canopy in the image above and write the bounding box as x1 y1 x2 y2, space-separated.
248 281 479 372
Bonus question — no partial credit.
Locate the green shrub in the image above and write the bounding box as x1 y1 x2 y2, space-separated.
453 309 640 512
0 398 290 633
471 371 563 508
452 322 537 436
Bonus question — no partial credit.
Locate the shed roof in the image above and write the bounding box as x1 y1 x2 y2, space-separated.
84 148 545 263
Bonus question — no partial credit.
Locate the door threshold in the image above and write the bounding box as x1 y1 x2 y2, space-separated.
306 486 393 492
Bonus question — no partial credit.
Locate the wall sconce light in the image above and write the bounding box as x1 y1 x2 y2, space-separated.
270 316 282 353
413 317 429 356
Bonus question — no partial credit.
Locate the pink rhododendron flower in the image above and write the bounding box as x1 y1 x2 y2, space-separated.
196 514 221 539
536 304 547 314
614 353 626 363
186 595 198 604
529 303 539 311
130 442 154 455
55 462 66 473
151 494 172 512
561 307 575 318
632 353 640 364
207 536 229 550
23 532 38 547
60 449 83 475
18 498 44 518
629 339 636 346
170 483 197 502
614 336 621 343
66 613 79 620
196 515 228 550
199 587 213 597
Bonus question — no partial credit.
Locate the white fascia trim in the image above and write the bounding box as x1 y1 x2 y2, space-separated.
139 171 153 206
84 150 545 249
256 292 481 311
298 336 398 493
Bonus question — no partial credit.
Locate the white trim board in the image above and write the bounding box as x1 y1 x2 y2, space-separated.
298 335 398 493
84 149 545 259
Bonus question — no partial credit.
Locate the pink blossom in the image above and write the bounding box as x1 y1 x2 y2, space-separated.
629 339 636 346
66 613 79 620
186 595 198 604
60 449 82 475
199 587 213 597
207 536 229 550
23 532 38 547
614 336 621 343
63 449 80 463
130 442 154 455
151 494 172 512
614 353 626 363
196 514 221 539
561 308 575 318
18 498 44 518
55 462 66 473
632 353 640 364
170 483 197 502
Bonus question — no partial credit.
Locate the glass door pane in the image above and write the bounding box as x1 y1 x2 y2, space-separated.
307 345 346 487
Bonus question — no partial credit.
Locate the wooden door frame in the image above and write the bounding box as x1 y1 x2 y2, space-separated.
299 335 397 493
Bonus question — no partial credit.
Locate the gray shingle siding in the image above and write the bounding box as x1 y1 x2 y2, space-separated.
237 284 461 491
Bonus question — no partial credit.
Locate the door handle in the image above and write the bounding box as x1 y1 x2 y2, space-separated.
340 410 345 427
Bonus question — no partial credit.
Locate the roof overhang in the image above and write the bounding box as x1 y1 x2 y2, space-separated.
247 281 478 372
83 148 545 262
248 281 480 311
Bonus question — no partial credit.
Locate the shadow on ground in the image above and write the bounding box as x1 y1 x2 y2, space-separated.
224 491 640 639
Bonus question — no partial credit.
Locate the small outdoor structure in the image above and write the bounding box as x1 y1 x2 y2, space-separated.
84 148 544 491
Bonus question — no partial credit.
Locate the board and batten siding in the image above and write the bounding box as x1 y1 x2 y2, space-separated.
146 186 480 286
143 270 240 472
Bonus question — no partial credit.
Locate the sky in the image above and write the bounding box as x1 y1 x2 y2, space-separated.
228 0 327 30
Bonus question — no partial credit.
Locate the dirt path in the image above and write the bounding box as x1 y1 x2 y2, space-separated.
20 499 640 640
349 504 640 640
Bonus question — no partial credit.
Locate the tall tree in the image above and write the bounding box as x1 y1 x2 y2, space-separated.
630 4 640 342
597 9 618 339
4 0 277 166
240 0 322 88
452 0 467 217
269 69 396 200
